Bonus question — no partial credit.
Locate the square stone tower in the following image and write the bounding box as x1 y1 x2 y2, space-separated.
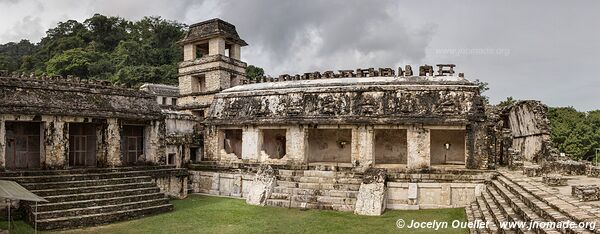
177 18 248 118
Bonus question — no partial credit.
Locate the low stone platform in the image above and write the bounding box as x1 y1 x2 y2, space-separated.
0 166 187 230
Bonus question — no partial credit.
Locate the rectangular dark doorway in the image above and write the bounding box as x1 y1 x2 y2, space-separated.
190 147 199 162
307 129 352 163
374 129 407 164
69 123 97 167
430 129 466 165
121 125 144 165
5 122 42 170
223 129 242 159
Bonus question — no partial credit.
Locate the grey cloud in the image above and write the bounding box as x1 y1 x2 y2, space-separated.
217 0 436 74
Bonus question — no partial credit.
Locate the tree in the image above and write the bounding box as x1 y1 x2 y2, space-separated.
547 107 600 160
498 96 517 108
46 48 103 78
473 79 489 104
246 65 264 80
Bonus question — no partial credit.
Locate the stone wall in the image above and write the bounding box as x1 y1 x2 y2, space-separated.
155 175 188 199
387 182 484 209
505 101 553 163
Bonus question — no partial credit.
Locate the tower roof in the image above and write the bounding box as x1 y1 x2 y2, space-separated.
180 18 248 46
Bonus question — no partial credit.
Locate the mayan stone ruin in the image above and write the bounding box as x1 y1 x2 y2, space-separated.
1 18 600 233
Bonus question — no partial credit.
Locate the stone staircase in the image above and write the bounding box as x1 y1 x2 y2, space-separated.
466 172 597 234
265 170 362 212
0 166 180 230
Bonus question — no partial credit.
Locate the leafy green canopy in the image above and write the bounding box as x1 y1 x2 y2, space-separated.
0 14 185 87
548 107 600 160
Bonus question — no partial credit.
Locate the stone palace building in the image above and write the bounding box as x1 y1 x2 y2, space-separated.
1 18 599 233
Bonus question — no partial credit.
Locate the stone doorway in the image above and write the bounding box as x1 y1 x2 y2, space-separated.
261 129 286 159
4 121 42 170
307 129 351 163
374 129 407 164
430 129 466 165
121 125 144 165
223 129 242 159
69 123 97 167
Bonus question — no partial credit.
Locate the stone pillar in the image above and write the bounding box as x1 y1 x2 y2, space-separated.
44 120 68 169
209 38 226 56
0 120 5 169
230 44 241 60
353 126 374 168
105 118 122 167
242 126 260 162
407 125 430 170
287 126 307 163
183 43 196 61
144 120 165 164
204 126 221 161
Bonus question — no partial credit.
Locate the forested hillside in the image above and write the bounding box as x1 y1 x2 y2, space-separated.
0 14 185 86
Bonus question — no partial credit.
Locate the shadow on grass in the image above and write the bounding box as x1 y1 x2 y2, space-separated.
0 195 468 234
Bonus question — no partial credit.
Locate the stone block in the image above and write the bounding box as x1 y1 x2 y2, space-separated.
523 165 542 177
572 185 600 201
354 183 386 216
542 174 567 186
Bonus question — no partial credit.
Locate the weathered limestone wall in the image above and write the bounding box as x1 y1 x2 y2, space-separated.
189 170 254 197
105 118 122 167
387 182 484 209
144 120 166 164
506 101 552 162
285 126 306 163
354 126 374 168
407 125 430 170
43 118 68 169
241 126 260 161
155 175 188 199
0 120 5 169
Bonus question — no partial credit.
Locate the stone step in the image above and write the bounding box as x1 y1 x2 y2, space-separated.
34 204 173 230
490 180 561 234
26 193 166 212
21 176 153 190
272 187 317 196
0 168 182 183
316 196 356 205
475 197 499 233
0 166 176 177
464 201 479 234
481 190 515 233
43 187 160 203
486 184 533 233
320 190 358 198
266 199 291 208
30 182 156 197
33 198 170 220
269 192 290 200
277 181 298 188
297 182 360 191
470 201 491 234
496 176 595 234
499 172 600 234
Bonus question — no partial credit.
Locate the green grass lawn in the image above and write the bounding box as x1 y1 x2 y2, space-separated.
1 195 468 234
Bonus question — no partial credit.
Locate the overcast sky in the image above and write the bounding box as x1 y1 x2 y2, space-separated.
1 0 599 111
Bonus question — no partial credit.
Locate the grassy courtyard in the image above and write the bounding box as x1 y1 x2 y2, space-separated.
1 195 468 234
